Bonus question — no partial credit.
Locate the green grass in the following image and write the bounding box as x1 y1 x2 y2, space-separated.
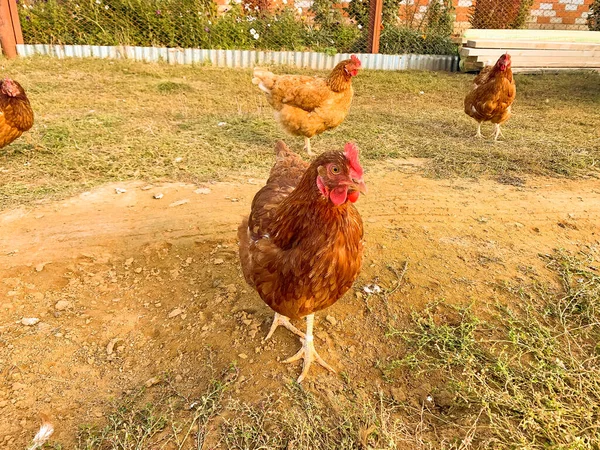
382 248 600 449
0 56 599 209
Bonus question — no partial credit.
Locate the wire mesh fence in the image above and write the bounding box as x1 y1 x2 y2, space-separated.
17 0 457 55
14 0 593 57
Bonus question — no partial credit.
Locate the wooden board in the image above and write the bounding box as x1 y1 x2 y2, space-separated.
462 29 600 44
460 48 600 58
463 54 600 68
465 39 600 51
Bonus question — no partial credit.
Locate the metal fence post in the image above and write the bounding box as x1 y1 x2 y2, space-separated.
368 0 383 54
0 0 22 58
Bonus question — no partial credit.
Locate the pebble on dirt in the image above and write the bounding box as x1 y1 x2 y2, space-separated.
169 199 189 207
21 318 40 326
168 308 184 319
54 300 71 311
115 188 127 194
194 187 211 195
153 193 164 200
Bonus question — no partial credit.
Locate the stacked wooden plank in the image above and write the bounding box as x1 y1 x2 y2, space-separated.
460 29 600 72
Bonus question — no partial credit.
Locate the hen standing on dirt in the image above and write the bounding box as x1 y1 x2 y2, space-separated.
0 78 34 149
252 56 361 156
238 140 366 383
464 53 516 140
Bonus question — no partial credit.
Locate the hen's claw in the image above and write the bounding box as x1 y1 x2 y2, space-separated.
282 313 336 383
265 312 305 340
284 336 336 383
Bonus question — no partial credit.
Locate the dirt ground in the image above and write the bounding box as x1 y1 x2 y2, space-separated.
1 160 599 448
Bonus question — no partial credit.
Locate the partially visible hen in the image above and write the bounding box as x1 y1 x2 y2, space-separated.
0 78 34 149
238 140 366 382
252 56 361 156
464 53 516 140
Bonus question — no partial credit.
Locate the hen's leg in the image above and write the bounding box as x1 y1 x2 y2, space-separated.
303 137 314 157
284 314 336 383
475 122 483 138
493 123 504 140
265 312 305 340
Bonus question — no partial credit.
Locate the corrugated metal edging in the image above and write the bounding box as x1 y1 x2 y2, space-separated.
16 45 460 72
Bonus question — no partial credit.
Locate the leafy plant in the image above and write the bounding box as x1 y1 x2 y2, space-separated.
470 0 534 29
589 0 600 30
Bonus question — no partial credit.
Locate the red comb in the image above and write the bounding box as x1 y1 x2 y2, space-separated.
350 55 361 67
344 142 363 178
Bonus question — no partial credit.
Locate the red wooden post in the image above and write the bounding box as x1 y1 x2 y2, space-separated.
0 0 17 58
8 0 23 45
368 0 383 54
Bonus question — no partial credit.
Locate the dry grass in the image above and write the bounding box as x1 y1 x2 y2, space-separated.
42 247 600 449
0 56 599 209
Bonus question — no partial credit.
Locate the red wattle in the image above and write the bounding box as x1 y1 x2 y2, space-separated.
330 187 348 206
347 191 360 203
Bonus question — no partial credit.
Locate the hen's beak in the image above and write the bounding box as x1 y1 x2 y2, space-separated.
351 178 367 195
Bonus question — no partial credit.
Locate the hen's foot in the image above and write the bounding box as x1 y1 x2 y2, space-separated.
264 312 305 341
475 123 483 139
493 123 504 140
304 137 314 157
283 314 336 383
284 336 336 383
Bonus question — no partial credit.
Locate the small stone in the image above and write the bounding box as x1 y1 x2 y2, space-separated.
106 337 122 355
169 199 189 207
242 319 252 326
213 258 224 265
21 317 39 326
54 300 71 311
325 315 337 326
35 262 50 272
115 188 127 194
168 308 184 319
194 187 211 195
238 353 248 359
124 258 134 266
134 267 143 273
153 193 164 200
145 377 161 388
175 375 183 382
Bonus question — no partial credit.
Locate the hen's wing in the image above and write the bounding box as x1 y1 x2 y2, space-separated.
253 69 331 112
248 141 308 239
238 141 308 287
473 65 493 88
464 73 515 122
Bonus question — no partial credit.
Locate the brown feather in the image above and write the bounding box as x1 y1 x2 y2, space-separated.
464 58 516 126
238 141 364 320
0 79 34 149
252 59 358 139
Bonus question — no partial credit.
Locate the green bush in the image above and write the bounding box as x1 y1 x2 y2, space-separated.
19 0 455 55
589 0 600 30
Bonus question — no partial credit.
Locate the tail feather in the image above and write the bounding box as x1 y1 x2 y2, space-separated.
252 67 276 93
274 140 292 160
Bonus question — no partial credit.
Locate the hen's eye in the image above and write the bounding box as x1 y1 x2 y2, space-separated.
331 166 340 174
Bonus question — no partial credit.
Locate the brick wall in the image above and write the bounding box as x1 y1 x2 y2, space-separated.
453 0 593 34
212 0 593 33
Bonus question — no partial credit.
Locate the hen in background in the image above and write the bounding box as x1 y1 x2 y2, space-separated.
252 56 361 156
464 53 516 140
238 140 366 382
0 78 34 149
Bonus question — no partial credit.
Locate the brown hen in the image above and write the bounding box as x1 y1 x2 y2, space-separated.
0 78 34 149
252 56 361 156
238 140 366 382
464 53 516 140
